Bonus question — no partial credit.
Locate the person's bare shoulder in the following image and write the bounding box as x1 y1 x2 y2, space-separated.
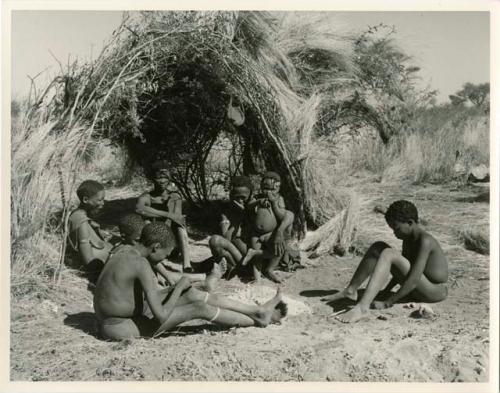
69 209 88 231
108 248 147 272
419 230 442 252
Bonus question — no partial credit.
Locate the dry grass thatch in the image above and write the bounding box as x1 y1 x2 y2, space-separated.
20 11 358 233
12 11 362 289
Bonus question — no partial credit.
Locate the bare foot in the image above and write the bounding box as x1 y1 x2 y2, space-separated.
336 306 369 323
241 249 258 266
251 265 261 282
263 269 283 283
321 287 358 302
253 288 287 327
204 258 228 292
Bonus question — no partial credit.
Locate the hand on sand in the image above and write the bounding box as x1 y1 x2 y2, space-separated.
371 300 393 310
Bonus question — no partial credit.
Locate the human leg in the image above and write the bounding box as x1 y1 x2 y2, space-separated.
322 241 391 302
153 301 255 336
178 286 287 327
209 235 243 268
337 248 409 323
241 236 263 266
175 226 192 271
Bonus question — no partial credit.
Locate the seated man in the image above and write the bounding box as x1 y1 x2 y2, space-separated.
117 213 225 292
68 180 113 283
93 223 287 340
242 172 294 283
135 164 192 272
322 200 448 323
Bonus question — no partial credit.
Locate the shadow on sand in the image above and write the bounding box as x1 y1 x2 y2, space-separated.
63 312 231 340
64 312 100 338
300 288 370 310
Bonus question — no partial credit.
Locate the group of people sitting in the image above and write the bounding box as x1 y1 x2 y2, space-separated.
67 164 449 340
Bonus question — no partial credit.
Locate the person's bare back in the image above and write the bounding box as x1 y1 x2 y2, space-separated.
94 247 153 321
402 230 448 284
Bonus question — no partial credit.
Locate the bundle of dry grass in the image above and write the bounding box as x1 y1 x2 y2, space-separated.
459 226 489 255
300 189 360 257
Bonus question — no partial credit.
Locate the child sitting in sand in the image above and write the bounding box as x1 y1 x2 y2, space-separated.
117 213 225 292
93 222 287 340
68 180 113 283
322 200 448 323
242 172 294 283
135 163 192 272
208 176 254 274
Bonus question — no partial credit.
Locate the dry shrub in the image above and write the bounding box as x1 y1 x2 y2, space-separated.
458 226 489 255
343 114 489 184
11 106 131 295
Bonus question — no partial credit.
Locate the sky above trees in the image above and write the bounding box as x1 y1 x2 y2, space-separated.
10 10 489 103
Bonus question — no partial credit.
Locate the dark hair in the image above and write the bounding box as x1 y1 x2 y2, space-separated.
385 200 419 223
231 175 253 191
151 160 170 172
262 171 281 183
76 180 104 202
140 222 176 249
118 213 145 239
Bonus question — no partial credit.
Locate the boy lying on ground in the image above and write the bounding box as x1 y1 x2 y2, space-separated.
116 213 225 291
322 200 448 323
93 222 287 340
68 180 113 283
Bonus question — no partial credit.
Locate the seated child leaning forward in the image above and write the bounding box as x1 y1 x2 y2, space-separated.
323 200 448 323
116 213 225 292
135 165 192 272
208 176 254 274
93 222 288 340
242 171 294 283
68 180 113 283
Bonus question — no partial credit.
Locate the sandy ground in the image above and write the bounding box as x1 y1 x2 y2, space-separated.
10 181 490 382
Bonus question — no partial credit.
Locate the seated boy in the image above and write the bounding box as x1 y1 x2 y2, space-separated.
241 172 294 283
93 222 288 340
135 164 192 272
322 200 448 323
117 213 225 292
208 176 254 276
68 180 113 283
